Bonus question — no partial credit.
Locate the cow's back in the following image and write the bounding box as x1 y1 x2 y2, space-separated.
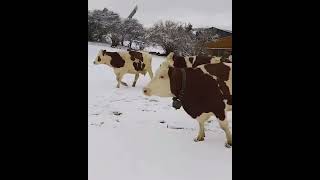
169 55 221 68
118 51 152 74
192 56 212 68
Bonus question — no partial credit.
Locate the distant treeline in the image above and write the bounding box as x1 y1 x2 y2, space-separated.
88 8 221 56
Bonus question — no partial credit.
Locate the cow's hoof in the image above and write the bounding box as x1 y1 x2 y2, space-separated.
122 83 128 86
225 143 232 148
132 84 136 87
194 137 204 142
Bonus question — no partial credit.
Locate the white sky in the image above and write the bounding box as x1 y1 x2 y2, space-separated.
88 0 232 30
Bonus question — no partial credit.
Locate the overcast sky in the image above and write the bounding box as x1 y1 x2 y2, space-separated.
88 0 232 30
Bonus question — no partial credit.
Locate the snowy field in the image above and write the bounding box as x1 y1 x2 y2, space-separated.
88 42 232 180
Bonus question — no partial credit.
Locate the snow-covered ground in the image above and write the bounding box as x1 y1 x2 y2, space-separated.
88 42 232 180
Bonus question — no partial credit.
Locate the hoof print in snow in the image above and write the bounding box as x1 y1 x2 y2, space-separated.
113 111 122 116
167 125 184 130
149 99 159 102
159 120 166 124
92 113 100 116
90 122 104 127
115 119 120 123
142 109 151 112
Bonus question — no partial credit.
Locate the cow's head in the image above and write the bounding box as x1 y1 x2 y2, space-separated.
143 61 174 97
93 50 112 66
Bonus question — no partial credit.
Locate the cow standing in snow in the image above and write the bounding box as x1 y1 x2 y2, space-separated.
164 52 232 111
143 61 232 148
93 50 153 88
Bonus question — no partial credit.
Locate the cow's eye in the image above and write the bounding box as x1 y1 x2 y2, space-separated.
160 75 164 79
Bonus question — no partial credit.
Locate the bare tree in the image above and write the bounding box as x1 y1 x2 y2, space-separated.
146 21 193 55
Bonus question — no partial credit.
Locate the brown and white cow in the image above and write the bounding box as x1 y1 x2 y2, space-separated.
165 52 223 68
93 50 153 88
165 52 232 111
143 61 232 147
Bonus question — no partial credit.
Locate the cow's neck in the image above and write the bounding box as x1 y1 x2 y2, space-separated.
178 68 186 100
170 68 187 110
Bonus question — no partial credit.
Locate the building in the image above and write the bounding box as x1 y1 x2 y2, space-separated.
206 36 232 58
193 27 232 38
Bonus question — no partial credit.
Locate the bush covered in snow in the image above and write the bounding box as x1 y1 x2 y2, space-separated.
88 8 220 55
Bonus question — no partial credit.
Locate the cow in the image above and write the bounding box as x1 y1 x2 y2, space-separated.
165 52 222 68
143 61 232 148
93 50 153 88
165 52 232 111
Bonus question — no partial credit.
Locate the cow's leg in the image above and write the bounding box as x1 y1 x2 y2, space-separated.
214 108 232 147
114 69 121 88
218 118 232 148
115 70 127 88
119 72 128 87
194 113 211 142
147 68 153 79
132 73 139 87
119 70 128 86
115 74 121 88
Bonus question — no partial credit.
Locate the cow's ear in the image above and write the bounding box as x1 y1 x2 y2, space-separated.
102 50 107 56
167 52 174 59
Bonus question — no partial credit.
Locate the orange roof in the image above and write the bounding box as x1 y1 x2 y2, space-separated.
206 36 232 49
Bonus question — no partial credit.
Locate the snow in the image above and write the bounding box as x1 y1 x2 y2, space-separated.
143 45 165 53
88 42 232 180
